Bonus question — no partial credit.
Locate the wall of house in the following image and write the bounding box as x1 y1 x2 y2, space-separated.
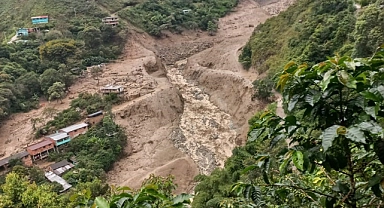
22 156 33 166
27 143 55 156
64 127 88 139
54 137 71 146
86 115 103 126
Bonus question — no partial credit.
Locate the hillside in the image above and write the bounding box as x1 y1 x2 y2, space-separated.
239 0 384 74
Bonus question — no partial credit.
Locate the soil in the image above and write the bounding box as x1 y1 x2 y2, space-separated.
0 0 294 194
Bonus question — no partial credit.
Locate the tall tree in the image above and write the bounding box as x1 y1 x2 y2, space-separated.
48 82 66 103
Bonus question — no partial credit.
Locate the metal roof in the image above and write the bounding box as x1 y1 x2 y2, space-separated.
0 151 29 167
101 85 123 90
60 123 88 133
45 171 72 192
87 111 103 118
46 132 69 141
49 160 72 170
27 139 53 151
31 16 48 19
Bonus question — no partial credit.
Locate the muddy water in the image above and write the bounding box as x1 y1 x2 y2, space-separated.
166 64 238 174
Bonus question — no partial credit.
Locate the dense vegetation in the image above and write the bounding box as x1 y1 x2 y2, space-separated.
239 0 384 74
118 0 238 36
193 47 384 207
0 0 126 121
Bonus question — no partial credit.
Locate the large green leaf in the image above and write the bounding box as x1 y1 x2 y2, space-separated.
346 127 366 144
304 90 321 106
95 197 109 208
292 151 304 171
321 125 340 152
359 121 383 134
337 70 357 89
288 94 300 111
320 69 335 91
172 193 191 205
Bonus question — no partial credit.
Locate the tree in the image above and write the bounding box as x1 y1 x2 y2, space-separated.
92 174 192 208
48 82 66 103
1 172 29 203
40 68 64 95
16 71 41 99
90 66 102 85
79 26 102 49
207 21 218 36
238 48 384 207
39 39 78 63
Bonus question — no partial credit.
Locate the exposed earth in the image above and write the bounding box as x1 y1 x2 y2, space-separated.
0 0 294 193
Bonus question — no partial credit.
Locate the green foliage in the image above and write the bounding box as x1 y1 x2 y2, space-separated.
92 174 192 208
195 50 384 207
239 0 362 74
251 77 274 101
63 115 127 184
48 81 66 102
118 0 238 36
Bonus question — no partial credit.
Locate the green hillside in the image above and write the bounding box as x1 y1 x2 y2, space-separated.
239 0 384 74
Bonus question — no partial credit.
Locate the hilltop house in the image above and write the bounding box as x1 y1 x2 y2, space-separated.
31 16 49 24
100 85 124 94
59 123 88 139
46 132 71 148
102 16 119 27
27 139 56 161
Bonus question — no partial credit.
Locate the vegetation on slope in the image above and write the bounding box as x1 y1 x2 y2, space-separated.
0 0 126 120
193 48 384 207
118 0 238 36
239 0 384 74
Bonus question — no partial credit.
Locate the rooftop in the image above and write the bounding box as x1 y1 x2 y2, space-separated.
87 111 103 118
27 139 53 151
31 16 48 19
101 85 123 90
49 160 72 170
46 132 69 141
0 151 29 167
60 123 88 133
45 171 72 192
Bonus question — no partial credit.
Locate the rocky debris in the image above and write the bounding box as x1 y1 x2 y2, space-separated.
261 0 295 16
165 63 237 174
157 42 214 64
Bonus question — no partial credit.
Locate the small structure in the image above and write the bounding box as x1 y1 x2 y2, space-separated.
45 171 72 192
48 160 74 175
27 139 56 161
85 111 104 126
31 16 49 24
0 151 32 170
102 16 119 27
16 28 29 37
59 123 89 139
46 132 71 147
100 85 124 94
182 9 191 14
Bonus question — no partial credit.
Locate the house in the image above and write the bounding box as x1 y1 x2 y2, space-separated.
0 151 32 170
27 139 56 161
85 111 104 125
100 85 124 94
16 28 29 37
182 9 191 14
46 132 71 147
102 16 119 27
47 160 74 175
45 171 72 193
59 123 89 139
31 16 49 24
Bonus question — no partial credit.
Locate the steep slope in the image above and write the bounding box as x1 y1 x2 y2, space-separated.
239 0 384 73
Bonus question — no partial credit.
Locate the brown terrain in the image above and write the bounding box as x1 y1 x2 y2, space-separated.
0 0 294 193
